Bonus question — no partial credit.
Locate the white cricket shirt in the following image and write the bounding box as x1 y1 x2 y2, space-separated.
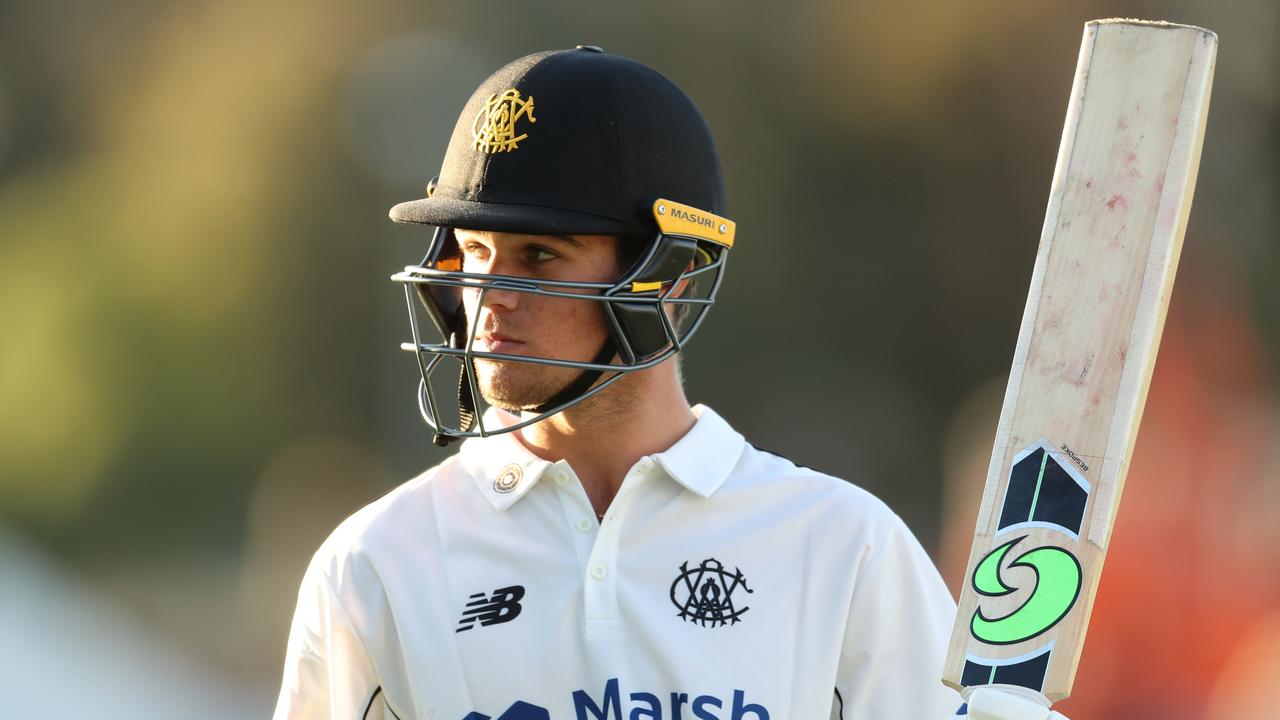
274 405 961 719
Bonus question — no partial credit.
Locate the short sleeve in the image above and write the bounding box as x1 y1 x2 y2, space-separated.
831 516 963 719
273 558 382 720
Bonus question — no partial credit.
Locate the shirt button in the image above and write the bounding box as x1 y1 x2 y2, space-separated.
552 471 570 488
590 563 608 580
576 518 593 532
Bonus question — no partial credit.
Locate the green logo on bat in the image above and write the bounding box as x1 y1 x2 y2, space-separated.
970 536 1082 645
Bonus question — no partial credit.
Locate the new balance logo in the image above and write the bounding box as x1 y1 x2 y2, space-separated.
456 585 525 632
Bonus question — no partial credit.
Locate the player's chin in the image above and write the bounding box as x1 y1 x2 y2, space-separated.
475 360 574 411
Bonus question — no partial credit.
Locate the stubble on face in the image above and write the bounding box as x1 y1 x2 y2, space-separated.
474 356 581 411
477 351 647 430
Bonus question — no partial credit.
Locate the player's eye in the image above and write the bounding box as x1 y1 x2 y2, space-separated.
525 245 559 263
459 241 490 259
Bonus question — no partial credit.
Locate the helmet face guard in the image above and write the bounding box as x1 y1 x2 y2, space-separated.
391 199 735 445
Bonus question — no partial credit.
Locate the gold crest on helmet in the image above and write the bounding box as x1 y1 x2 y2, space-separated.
472 89 537 154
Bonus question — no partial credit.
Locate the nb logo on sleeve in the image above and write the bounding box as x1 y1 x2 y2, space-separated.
457 585 525 632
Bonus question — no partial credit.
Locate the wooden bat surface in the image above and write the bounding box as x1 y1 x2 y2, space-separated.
942 19 1217 704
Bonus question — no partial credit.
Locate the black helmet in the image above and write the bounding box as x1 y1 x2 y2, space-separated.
389 46 735 445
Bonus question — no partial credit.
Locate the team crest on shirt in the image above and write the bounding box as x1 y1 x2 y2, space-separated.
670 558 753 627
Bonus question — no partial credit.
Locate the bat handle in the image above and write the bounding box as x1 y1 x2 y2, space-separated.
965 686 1064 720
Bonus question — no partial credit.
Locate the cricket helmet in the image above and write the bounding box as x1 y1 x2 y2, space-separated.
389 46 735 445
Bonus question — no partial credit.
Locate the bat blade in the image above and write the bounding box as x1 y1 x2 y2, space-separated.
942 19 1216 704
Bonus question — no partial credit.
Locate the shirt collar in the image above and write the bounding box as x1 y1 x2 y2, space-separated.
457 404 745 511
457 408 555 512
652 405 745 498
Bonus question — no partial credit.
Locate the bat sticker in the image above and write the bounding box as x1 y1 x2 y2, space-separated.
970 536 1082 645
997 439 1091 539
961 644 1054 692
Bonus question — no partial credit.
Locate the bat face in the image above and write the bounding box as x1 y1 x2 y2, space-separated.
956 441 1090 692
942 19 1217 704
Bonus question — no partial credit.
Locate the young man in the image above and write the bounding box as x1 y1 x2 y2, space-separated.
274 47 1069 720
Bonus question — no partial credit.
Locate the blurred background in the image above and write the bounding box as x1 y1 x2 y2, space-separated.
0 0 1274 717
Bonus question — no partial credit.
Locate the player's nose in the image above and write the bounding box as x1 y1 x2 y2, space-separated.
462 256 524 311
478 284 520 311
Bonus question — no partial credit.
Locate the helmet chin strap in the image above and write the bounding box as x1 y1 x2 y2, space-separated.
529 341 617 414
434 330 478 448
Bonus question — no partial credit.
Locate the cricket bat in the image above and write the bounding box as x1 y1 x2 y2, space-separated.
942 19 1217 706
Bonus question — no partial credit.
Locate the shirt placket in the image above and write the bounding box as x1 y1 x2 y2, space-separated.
548 461 597 569
549 457 658 625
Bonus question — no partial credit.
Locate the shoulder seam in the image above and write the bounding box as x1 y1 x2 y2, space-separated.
749 442 843 478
